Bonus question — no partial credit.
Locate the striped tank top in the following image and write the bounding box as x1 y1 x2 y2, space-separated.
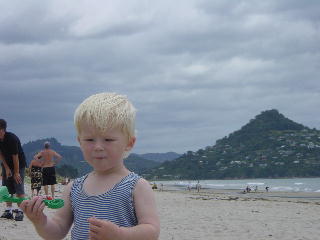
70 172 140 239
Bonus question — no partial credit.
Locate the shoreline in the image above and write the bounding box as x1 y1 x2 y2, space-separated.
153 177 320 195
157 189 320 208
159 184 320 201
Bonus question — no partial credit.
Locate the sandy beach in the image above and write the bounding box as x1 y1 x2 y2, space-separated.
1 184 320 240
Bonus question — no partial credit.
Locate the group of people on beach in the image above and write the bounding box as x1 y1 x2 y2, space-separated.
244 185 270 193
1 92 160 239
0 118 62 221
187 181 202 192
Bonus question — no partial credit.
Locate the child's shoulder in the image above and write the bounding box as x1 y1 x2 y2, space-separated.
72 174 89 186
134 177 153 190
118 172 139 185
133 178 156 199
136 176 148 184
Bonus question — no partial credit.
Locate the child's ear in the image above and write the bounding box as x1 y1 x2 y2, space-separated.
126 136 136 150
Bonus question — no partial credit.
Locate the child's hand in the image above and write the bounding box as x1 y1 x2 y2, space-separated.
20 196 47 224
88 217 123 240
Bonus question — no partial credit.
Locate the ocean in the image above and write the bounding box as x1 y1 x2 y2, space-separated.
1 177 319 193
157 177 320 193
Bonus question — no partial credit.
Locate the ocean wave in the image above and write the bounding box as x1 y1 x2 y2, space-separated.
247 182 265 186
206 184 225 187
270 186 294 191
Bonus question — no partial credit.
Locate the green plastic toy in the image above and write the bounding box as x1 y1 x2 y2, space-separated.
0 186 64 209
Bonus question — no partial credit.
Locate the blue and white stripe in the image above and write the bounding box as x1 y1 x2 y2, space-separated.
70 172 140 240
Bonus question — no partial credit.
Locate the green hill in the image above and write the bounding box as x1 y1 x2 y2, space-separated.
125 154 161 174
139 152 181 163
144 109 320 180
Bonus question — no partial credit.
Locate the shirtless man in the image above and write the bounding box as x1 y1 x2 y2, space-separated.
36 141 62 198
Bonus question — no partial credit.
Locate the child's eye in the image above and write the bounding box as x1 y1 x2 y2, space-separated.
84 139 94 142
104 139 114 142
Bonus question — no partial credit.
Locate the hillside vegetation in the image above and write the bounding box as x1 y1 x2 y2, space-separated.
144 109 320 180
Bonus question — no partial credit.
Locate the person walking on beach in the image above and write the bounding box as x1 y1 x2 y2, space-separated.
196 180 201 192
0 119 27 221
36 141 62 199
28 152 44 197
21 92 160 240
160 183 164 191
187 182 191 191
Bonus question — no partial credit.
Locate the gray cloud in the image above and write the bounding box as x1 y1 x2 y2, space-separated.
1 0 319 154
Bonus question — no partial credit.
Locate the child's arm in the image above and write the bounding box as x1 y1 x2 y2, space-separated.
20 182 74 240
88 178 160 240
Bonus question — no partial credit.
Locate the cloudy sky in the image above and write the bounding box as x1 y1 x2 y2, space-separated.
1 0 319 154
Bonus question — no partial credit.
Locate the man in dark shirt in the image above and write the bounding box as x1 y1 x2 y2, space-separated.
0 119 26 221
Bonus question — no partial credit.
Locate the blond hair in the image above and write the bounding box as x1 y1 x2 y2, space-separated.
74 92 136 141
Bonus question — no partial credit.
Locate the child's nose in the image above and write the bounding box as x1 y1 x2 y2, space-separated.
93 140 104 150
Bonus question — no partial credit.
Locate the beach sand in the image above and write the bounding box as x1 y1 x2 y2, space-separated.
157 189 320 240
1 184 320 240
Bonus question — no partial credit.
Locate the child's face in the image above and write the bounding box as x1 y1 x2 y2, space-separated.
78 123 135 172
